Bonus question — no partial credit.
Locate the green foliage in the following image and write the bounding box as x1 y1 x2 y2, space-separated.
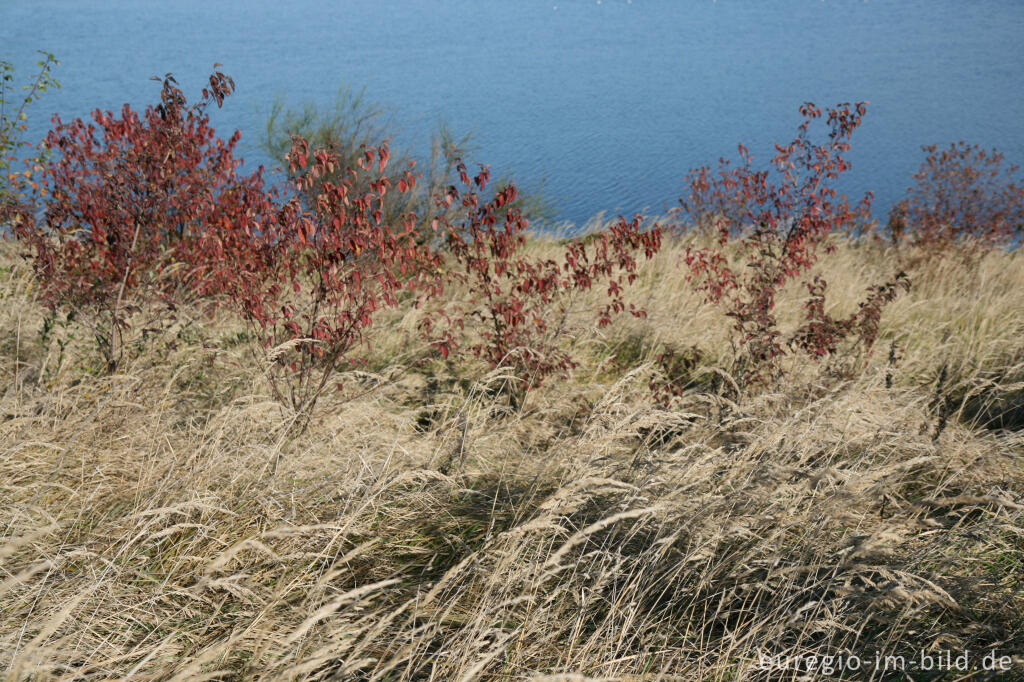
261 84 557 233
0 51 60 207
263 84 391 172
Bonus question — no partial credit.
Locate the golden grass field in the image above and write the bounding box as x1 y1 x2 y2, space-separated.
1 233 1022 680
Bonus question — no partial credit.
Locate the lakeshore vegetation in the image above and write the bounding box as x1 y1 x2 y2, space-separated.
0 65 1022 679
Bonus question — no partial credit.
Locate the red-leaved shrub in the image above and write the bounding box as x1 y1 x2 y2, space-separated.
14 69 273 372
680 102 904 384
788 272 910 376
424 159 661 405
227 136 443 420
889 141 1023 250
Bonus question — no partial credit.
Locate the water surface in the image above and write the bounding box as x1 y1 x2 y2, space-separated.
3 0 1022 227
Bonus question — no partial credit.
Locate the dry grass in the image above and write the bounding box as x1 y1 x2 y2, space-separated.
1 233 1022 680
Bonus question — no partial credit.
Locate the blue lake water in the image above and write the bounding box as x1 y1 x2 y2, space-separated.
3 0 1023 229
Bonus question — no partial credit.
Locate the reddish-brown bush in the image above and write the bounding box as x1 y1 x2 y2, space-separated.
680 102 903 384
423 159 661 404
227 136 443 420
889 141 1023 249
13 69 273 372
788 271 910 376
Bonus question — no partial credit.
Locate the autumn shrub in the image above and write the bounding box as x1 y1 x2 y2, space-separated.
788 271 910 378
888 141 1024 251
680 102 905 385
226 135 443 424
423 159 661 406
12 69 274 373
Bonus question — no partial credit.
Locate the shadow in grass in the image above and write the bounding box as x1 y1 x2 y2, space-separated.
386 474 561 583
962 387 1024 432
